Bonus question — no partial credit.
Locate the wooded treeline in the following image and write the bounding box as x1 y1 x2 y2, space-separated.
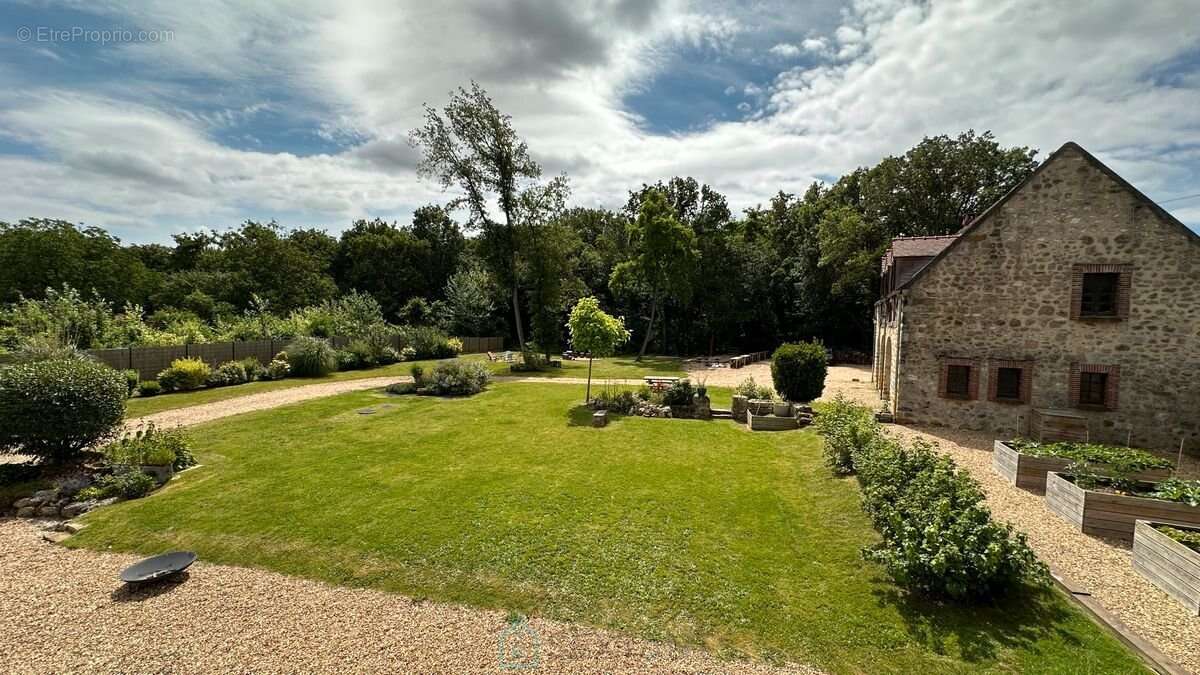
0 122 1037 356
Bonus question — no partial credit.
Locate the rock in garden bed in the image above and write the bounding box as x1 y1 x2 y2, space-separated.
992 439 1172 494
1045 472 1200 543
1132 520 1200 615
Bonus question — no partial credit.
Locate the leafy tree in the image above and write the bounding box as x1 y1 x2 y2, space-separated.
443 266 498 336
332 218 430 318
609 190 696 360
410 205 466 297
400 297 435 326
410 81 567 363
566 296 630 402
0 219 159 306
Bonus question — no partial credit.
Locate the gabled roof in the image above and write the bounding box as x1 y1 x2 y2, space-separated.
892 141 1200 295
882 235 959 271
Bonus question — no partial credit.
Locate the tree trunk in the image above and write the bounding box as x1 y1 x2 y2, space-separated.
511 284 530 364
636 298 658 362
586 357 593 403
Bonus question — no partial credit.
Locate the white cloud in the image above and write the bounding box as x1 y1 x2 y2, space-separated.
769 43 802 58
1 0 1198 241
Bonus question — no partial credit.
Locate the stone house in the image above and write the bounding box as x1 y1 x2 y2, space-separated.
873 141 1200 452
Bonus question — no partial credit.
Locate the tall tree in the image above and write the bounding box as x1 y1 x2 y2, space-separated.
410 205 466 298
410 82 566 362
332 218 430 318
566 296 630 403
609 190 696 360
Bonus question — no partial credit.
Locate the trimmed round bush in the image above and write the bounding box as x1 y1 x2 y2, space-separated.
284 336 337 377
137 380 162 397
0 358 126 463
770 342 828 402
157 357 211 392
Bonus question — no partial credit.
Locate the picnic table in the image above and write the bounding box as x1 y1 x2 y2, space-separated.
643 376 681 392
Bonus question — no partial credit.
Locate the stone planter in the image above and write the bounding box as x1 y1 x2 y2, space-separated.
592 410 608 428
1133 520 1200 615
731 395 747 422
772 401 792 417
1045 472 1200 543
141 464 174 484
992 440 1171 494
746 398 774 416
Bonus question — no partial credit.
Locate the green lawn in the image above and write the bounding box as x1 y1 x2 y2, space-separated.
73 383 1141 673
125 354 683 417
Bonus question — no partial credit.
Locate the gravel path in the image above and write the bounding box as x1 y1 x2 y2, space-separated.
0 519 820 675
129 376 409 428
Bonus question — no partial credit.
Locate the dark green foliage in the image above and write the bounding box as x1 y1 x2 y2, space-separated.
103 423 190 468
206 358 263 387
1008 439 1172 472
122 369 139 397
814 400 1046 599
1149 479 1200 507
1157 525 1200 553
811 394 878 474
284 337 337 377
409 364 425 386
0 358 126 463
660 379 695 406
77 465 156 501
400 325 460 359
137 380 162 397
771 342 828 402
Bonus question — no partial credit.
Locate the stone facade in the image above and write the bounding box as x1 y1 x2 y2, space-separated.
873 142 1200 453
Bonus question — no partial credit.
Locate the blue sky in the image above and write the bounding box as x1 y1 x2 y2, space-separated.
0 0 1198 243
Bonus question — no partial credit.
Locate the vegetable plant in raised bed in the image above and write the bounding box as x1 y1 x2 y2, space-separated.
1046 469 1200 542
993 438 1172 493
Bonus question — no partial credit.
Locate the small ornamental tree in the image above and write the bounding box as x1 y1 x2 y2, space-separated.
771 341 828 402
566 297 631 402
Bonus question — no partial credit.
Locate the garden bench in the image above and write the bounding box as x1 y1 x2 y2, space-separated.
643 376 680 392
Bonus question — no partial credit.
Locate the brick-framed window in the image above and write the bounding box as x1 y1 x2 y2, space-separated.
1070 264 1132 320
938 358 979 400
1069 363 1120 410
988 360 1033 404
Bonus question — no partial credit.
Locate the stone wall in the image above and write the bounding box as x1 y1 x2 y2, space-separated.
890 144 1200 453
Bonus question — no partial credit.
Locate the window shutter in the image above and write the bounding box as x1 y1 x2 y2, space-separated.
1117 270 1132 319
1068 363 1081 407
1070 266 1084 319
1105 366 1120 410
967 364 979 400
938 364 949 398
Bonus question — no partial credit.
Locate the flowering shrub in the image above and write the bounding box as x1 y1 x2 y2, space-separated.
422 359 490 396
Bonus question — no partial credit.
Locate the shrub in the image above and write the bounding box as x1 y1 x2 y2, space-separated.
336 349 365 371
1007 439 1172 472
0 358 126 463
103 423 191 468
410 364 425 386
401 326 460 359
399 346 417 362
812 395 879 475
423 359 490 396
770 342 828 402
207 360 256 387
345 339 378 368
157 358 211 392
262 356 290 380
237 357 265 381
76 465 156 501
854 436 1046 599
661 379 695 406
137 380 162 397
734 376 773 400
386 381 417 396
122 369 139 397
591 386 638 414
284 337 337 377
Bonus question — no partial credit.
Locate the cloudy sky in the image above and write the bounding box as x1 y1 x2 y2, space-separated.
1 0 1198 243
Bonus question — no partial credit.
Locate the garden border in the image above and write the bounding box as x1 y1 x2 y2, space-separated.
992 440 1171 494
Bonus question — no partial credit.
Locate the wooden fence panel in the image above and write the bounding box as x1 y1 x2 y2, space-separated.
88 347 131 373
129 346 188 381
456 336 503 354
188 342 236 370
232 339 276 365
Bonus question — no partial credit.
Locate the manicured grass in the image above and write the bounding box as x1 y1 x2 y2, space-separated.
125 354 682 417
72 383 1141 673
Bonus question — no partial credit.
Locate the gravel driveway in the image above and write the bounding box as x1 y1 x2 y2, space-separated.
0 519 819 675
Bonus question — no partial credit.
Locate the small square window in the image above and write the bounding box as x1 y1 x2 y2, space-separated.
996 367 1022 401
1080 273 1119 317
1079 372 1108 406
945 365 971 398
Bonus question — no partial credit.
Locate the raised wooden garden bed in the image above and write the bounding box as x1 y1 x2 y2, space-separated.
1045 472 1200 543
1132 521 1200 615
992 441 1171 494
747 408 798 431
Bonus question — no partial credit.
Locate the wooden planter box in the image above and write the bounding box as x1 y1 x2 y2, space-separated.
1045 472 1200 543
992 441 1171 494
1132 521 1200 615
747 409 798 431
